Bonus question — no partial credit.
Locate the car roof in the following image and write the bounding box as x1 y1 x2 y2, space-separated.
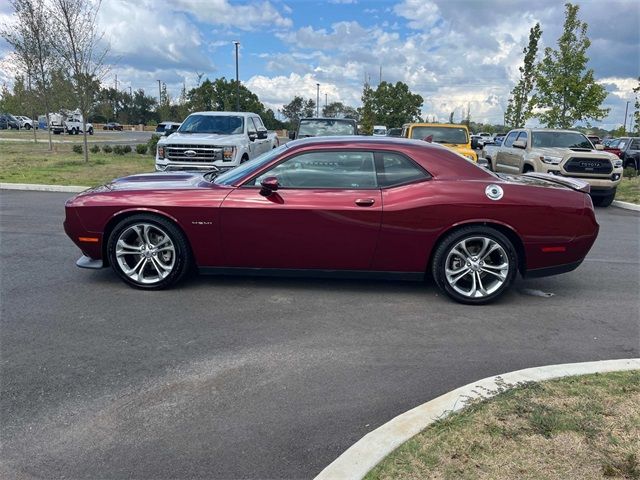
284 135 448 150
403 123 469 129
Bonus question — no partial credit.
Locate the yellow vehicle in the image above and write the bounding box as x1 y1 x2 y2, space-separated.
401 123 477 161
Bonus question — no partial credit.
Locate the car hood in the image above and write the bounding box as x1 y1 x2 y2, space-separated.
533 147 609 158
78 172 212 194
158 132 245 146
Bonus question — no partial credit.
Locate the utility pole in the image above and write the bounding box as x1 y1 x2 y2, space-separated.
325 93 327 108
234 41 240 112
157 80 162 103
623 101 630 134
114 74 118 119
379 65 382 85
316 83 320 116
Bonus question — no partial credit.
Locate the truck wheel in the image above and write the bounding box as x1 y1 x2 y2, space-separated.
592 190 616 208
523 164 534 173
25 124 31 130
240 154 249 163
88 127 94 135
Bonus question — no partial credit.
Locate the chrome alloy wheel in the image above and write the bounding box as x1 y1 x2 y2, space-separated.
444 236 509 299
114 223 176 285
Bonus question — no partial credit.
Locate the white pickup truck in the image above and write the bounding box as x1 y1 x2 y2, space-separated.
486 128 623 207
155 111 279 172
49 109 94 135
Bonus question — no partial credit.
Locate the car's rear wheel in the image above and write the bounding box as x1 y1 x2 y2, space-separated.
431 226 518 304
107 214 192 289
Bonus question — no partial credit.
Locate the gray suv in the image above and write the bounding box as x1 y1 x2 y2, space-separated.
619 137 640 170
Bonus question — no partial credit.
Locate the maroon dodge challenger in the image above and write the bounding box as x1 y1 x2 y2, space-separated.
64 137 599 304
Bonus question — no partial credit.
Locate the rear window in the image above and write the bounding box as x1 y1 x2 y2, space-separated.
409 126 468 144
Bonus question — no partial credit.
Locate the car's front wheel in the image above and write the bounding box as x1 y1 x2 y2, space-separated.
107 214 192 289
431 226 518 304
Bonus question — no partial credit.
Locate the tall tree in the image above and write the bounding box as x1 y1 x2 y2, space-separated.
371 81 423 128
322 101 358 119
533 3 608 128
281 96 315 129
505 23 542 128
1 0 57 148
51 0 109 162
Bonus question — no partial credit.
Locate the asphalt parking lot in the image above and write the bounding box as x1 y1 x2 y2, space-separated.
1 190 638 479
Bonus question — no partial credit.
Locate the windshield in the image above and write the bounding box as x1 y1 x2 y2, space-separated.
373 127 387 135
298 119 356 137
179 115 244 135
531 131 593 149
410 126 468 144
214 144 288 186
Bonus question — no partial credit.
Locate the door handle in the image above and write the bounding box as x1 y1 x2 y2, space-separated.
355 198 375 207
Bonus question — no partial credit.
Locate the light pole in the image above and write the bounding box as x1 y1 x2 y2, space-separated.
234 41 240 112
157 80 162 103
128 86 132 96
623 101 630 134
325 93 327 108
316 83 320 116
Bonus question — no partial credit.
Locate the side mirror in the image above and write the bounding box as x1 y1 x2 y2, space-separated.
512 139 526 149
260 176 279 197
257 128 268 140
471 137 479 149
477 158 491 169
248 131 257 141
595 144 604 151
288 131 296 140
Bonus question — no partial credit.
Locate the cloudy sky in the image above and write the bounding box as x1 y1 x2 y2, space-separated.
1 0 638 129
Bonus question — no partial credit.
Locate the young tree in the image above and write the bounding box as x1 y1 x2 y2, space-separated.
505 23 542 128
281 96 315 129
533 3 608 128
358 83 375 135
51 0 109 162
1 0 57 149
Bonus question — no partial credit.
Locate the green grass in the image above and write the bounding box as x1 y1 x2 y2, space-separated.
0 141 154 186
616 177 640 204
366 370 640 480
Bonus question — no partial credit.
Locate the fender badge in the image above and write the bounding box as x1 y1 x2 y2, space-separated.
485 184 503 200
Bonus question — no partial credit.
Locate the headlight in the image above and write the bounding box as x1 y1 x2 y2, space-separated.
540 155 562 165
464 154 476 161
157 146 165 158
613 159 622 168
223 146 235 161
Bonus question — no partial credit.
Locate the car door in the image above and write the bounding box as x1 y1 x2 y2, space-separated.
251 116 271 155
495 131 520 173
219 149 382 270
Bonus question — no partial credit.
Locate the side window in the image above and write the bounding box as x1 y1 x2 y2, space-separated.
630 139 640 150
503 131 519 148
516 131 528 145
252 116 265 129
253 151 377 189
377 152 429 187
248 117 258 134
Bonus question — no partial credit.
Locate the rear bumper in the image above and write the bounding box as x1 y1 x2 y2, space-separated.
524 259 583 278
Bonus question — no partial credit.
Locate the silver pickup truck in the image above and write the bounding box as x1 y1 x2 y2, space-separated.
484 128 623 207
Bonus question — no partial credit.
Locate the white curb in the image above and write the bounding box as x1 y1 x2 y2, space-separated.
315 358 640 480
612 200 640 211
0 183 89 193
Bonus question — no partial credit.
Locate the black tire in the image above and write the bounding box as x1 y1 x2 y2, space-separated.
522 164 534 173
431 226 518 305
88 127 94 135
25 124 31 130
240 154 249 163
107 214 192 290
592 189 616 208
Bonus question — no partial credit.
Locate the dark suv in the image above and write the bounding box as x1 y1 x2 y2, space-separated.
618 137 640 170
0 114 20 130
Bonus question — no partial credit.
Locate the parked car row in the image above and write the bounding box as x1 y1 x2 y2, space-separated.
603 137 640 169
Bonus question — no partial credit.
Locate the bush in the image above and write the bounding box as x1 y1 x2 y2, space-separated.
72 144 83 154
136 144 148 155
147 134 161 155
113 145 125 155
623 166 638 179
90 145 100 154
102 144 113 153
123 145 132 153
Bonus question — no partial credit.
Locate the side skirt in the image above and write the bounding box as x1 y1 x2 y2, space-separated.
198 267 425 282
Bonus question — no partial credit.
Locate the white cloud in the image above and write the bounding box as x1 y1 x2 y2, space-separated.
173 0 292 30
393 0 441 30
